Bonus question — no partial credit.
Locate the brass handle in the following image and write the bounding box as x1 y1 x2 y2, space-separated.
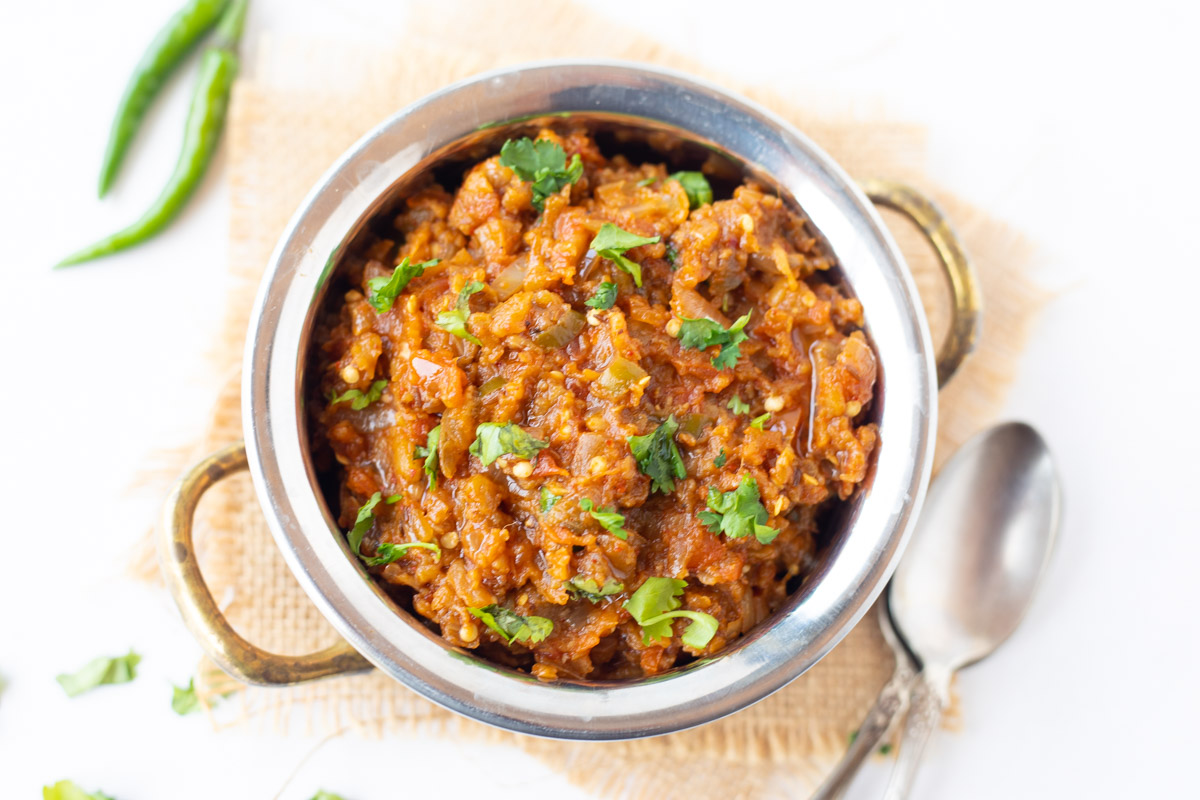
862 179 982 388
158 441 373 685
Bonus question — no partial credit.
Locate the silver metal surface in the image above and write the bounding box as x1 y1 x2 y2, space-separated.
241 61 941 739
883 422 1061 798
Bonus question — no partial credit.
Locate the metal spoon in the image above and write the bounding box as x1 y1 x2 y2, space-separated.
881 421 1060 799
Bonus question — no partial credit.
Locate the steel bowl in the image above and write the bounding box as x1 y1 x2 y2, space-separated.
160 61 980 740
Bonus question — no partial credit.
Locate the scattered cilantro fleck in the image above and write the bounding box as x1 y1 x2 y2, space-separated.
585 280 618 309
366 257 439 313
580 498 630 540
750 412 771 430
589 223 660 287
171 679 201 715
669 171 713 209
55 651 140 698
329 379 387 411
697 473 779 544
469 422 549 466
627 416 686 494
435 281 484 345
636 176 655 187
540 487 561 513
42 781 115 800
676 311 752 369
346 491 401 558
714 449 728 468
414 425 440 489
879 743 894 756
623 576 719 648
565 577 625 602
665 243 679 268
362 541 440 567
310 792 347 800
727 395 750 415
499 137 584 212
468 605 553 645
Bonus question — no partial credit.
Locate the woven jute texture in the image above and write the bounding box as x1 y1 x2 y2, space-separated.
171 2 1044 797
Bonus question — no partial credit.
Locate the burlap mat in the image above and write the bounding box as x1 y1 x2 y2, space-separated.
165 3 1044 797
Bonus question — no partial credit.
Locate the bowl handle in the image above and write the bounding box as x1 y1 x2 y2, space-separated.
861 179 982 387
159 441 373 685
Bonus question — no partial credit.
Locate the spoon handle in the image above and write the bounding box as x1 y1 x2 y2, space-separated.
881 669 949 800
809 664 916 800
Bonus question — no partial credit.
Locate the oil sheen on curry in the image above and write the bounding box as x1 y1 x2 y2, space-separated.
309 129 878 681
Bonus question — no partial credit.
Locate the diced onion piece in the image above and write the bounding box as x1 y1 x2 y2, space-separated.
535 309 587 348
412 356 441 378
491 257 529 299
593 356 648 399
479 376 507 396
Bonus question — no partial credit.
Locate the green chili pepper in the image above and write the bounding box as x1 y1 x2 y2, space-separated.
57 0 247 268
97 0 231 197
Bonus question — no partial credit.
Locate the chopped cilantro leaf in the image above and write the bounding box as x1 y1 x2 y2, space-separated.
42 781 115 800
676 311 752 369
414 425 440 489
666 243 679 268
585 281 618 309
627 415 686 494
56 651 140 698
540 487 561 513
714 449 727 468
499 138 584 212
623 576 719 648
362 541 440 567
346 491 401 557
171 679 201 715
468 605 553 645
329 379 387 411
727 395 750 415
750 412 771 430
697 473 779 544
366 257 439 313
435 281 484 345
636 176 655 187
669 171 713 209
589 223 660 287
469 422 549 466
580 498 629 540
565 577 625 602
310 791 347 800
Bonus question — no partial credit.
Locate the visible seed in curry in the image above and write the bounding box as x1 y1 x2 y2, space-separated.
764 395 784 413
341 365 361 384
460 623 478 642
846 401 863 417
665 318 682 337
512 460 533 479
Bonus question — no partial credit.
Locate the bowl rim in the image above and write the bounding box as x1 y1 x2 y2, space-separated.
242 58 937 739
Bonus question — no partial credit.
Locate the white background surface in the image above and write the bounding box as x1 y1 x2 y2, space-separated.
2 0 1198 797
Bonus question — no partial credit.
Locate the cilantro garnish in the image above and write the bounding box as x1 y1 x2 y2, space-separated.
589 223 660 287
714 449 727 468
676 311 752 369
56 651 140 698
42 781 115 800
414 425 440 489
580 498 629 540
669 171 713 209
469 605 553 645
697 474 779 544
171 679 201 715
665 243 679 268
585 280 618 309
623 577 719 648
329 379 387 410
435 281 484 345
469 422 549 466
499 138 584 212
362 541 440 567
627 415 686 494
636 176 655 187
366 257 439 313
565 577 625 602
310 792 347 800
727 395 750 415
750 412 771 430
540 487 561 513
346 491 401 557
